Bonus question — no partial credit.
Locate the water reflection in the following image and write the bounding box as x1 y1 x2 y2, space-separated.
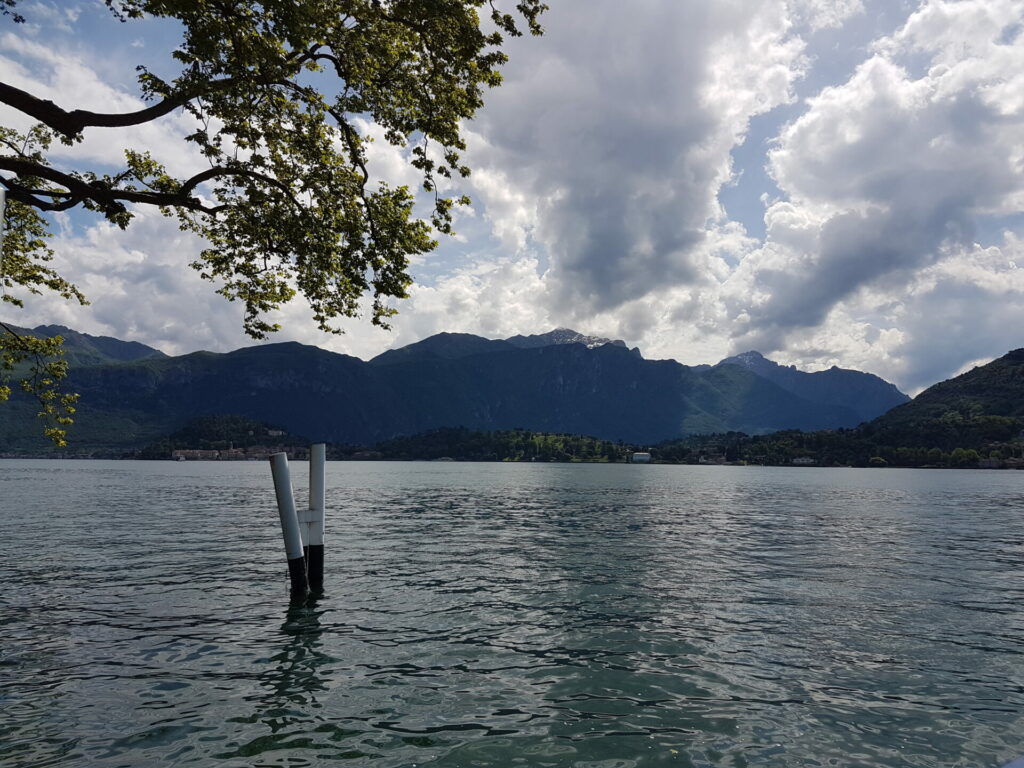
271 601 331 709
214 601 334 761
521 472 734 764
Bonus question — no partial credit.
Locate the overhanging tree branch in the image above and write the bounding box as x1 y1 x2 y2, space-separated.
0 156 216 216
0 79 239 140
178 166 300 205
0 0 546 446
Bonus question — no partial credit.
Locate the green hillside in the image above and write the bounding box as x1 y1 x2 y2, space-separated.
862 349 1024 451
659 349 1024 468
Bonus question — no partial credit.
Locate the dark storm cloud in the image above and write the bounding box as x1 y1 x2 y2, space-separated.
895 278 1024 392
468 0 801 315
734 201 973 352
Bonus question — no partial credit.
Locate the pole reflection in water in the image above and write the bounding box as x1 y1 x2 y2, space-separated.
214 600 336 761
270 601 330 709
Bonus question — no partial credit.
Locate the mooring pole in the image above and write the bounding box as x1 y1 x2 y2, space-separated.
306 443 326 593
270 452 308 600
1 188 7 271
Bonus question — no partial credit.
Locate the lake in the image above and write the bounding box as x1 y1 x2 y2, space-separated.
1 460 1022 767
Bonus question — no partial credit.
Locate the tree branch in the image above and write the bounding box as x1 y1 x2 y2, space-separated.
0 78 238 140
336 119 382 247
0 320 29 349
179 165 299 205
0 176 80 211
0 156 216 215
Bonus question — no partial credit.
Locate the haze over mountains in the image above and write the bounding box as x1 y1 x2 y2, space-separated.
0 324 910 452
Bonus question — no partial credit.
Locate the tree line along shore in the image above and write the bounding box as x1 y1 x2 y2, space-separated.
10 416 1018 469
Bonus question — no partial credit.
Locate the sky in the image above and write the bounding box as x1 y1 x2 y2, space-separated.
1 0 1023 395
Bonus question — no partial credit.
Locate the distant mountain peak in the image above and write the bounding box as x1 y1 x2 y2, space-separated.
730 350 768 364
506 328 632 352
369 332 512 366
716 349 909 424
718 350 784 374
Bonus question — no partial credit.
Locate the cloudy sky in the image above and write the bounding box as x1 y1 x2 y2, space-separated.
2 0 1023 393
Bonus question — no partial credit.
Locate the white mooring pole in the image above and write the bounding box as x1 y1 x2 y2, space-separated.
304 443 326 593
269 452 309 600
1 187 7 268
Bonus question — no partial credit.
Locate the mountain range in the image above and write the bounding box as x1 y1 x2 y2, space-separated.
675 347 1024 467
144 346 1024 466
0 324 910 453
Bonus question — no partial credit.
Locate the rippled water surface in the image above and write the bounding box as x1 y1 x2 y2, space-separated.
1 460 1023 767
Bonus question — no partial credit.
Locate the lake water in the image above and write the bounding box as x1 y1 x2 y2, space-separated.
1 460 1022 767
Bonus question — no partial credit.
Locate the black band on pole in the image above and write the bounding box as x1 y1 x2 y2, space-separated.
287 556 309 600
307 544 324 593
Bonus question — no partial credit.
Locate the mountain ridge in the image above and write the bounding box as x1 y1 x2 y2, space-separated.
0 324 912 453
505 328 637 354
717 349 910 423
1 323 167 367
860 346 1024 451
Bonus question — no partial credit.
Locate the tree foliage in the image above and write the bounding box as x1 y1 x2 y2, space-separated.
330 426 636 462
0 0 545 444
137 414 306 458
